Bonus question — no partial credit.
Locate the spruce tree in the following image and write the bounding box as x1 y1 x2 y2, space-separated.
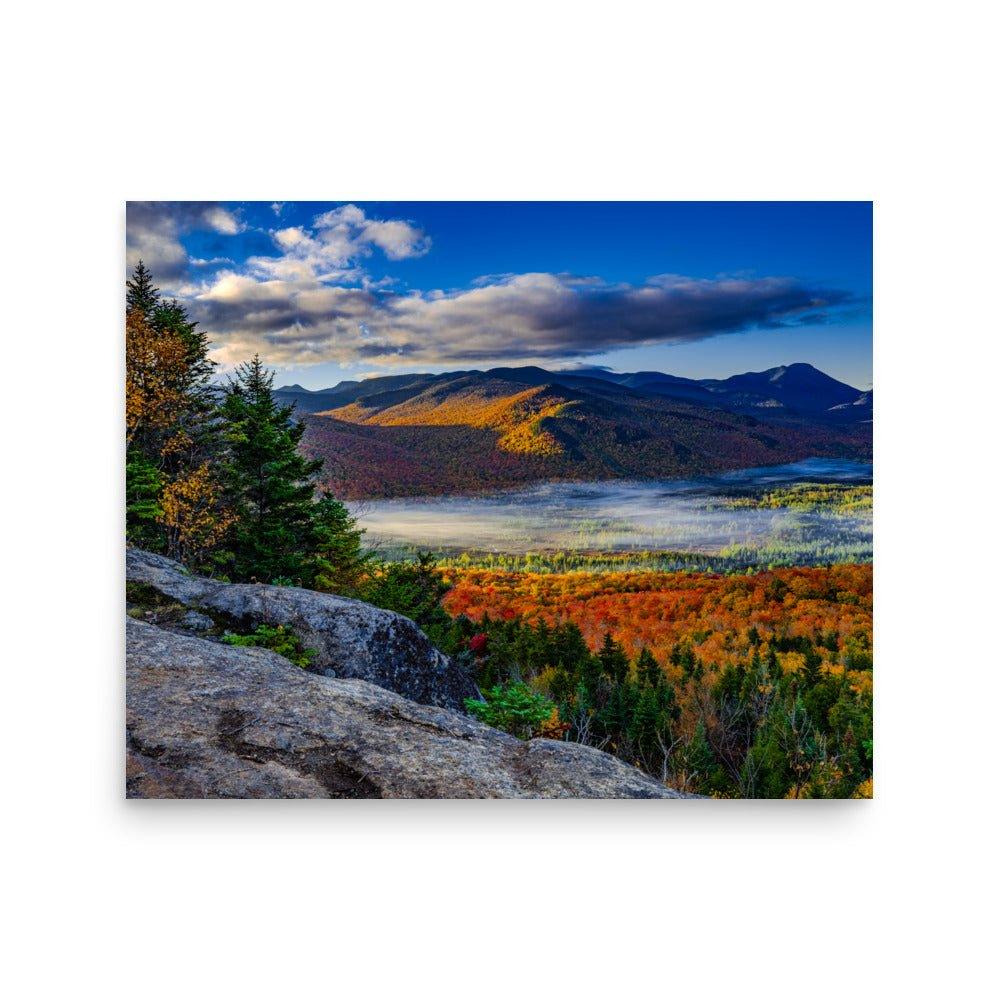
126 260 160 319
125 452 164 548
125 266 367 580
635 647 663 688
219 355 323 582
631 681 680 776
153 298 215 384
801 644 823 689
598 632 629 684
683 720 723 794
308 492 369 594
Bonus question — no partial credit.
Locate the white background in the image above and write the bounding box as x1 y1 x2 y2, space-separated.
3 2 997 997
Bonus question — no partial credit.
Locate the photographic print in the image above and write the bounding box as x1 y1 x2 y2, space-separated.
125 201 873 799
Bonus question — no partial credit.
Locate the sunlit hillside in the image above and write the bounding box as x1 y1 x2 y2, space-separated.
324 377 573 456
302 369 871 498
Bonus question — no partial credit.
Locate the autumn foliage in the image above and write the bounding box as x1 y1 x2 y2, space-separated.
438 563 873 797
158 462 235 567
443 564 872 682
124 261 873 798
301 372 871 500
329 379 571 457
125 262 367 586
125 309 190 448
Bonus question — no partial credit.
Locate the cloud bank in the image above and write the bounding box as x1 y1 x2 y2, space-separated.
126 203 854 370
195 269 852 368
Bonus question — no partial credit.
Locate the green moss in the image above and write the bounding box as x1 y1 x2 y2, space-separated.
125 582 190 622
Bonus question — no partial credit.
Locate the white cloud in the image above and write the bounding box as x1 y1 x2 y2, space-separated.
202 206 242 235
247 205 430 288
361 218 430 260
274 226 308 249
127 202 428 293
192 267 852 369
126 202 243 284
191 256 233 267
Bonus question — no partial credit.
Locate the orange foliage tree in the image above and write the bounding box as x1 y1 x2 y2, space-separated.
125 308 189 450
125 269 229 567
443 564 872 686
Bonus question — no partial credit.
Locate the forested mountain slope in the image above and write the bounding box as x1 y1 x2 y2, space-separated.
285 365 871 498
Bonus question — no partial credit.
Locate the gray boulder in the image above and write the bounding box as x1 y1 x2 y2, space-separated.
126 618 686 799
126 548 478 711
180 610 214 632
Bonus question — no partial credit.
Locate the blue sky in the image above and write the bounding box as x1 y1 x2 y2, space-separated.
127 201 872 390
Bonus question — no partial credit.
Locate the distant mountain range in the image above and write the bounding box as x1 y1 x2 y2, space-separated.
275 363 872 499
278 362 872 422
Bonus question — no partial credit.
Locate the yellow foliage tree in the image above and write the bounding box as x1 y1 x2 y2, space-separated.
158 463 234 568
125 308 189 449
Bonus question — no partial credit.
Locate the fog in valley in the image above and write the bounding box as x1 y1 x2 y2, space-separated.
351 459 873 564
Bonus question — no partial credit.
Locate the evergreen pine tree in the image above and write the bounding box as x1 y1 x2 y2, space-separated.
219 355 323 582
765 645 780 677
630 681 680 777
801 644 823 688
635 647 662 688
308 492 370 594
598 632 629 684
125 452 164 548
682 719 720 793
153 298 215 385
126 260 160 319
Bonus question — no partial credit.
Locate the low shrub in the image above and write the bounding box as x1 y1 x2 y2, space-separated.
222 624 316 668
465 682 557 740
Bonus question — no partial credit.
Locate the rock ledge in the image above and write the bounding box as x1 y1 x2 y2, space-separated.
127 618 687 799
126 548 478 711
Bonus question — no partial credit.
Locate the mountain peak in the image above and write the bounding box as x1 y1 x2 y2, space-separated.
759 363 833 385
709 363 861 413
318 379 361 393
